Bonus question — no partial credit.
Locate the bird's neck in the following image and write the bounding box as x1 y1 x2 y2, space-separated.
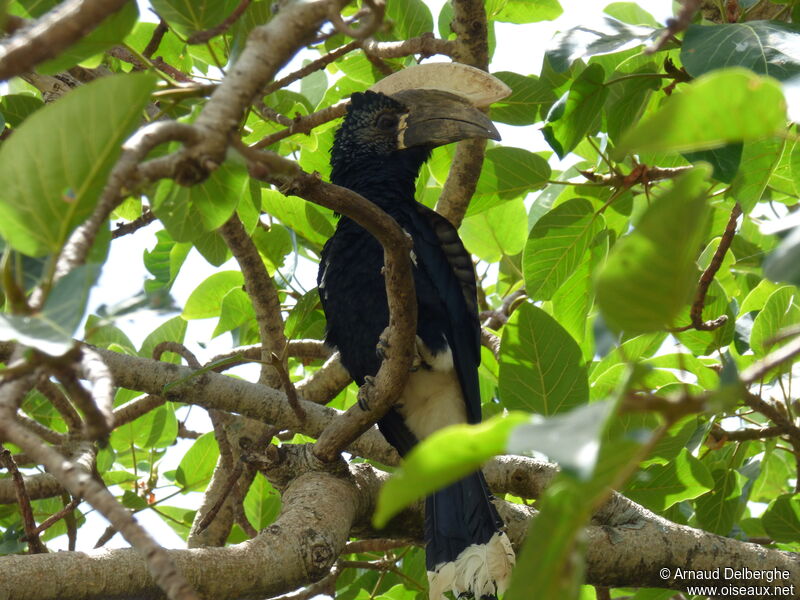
330 149 429 212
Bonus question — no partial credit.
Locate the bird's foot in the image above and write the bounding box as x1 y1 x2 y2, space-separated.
357 375 376 411
376 328 424 372
376 327 391 361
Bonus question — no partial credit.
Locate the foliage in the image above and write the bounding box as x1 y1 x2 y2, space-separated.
1 0 800 599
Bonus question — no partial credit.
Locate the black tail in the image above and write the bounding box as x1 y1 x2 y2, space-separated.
425 470 515 599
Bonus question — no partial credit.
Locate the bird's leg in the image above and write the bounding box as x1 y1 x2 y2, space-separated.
375 327 424 371
357 376 376 411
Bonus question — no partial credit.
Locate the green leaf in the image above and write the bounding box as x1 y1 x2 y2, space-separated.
750 286 800 358
616 69 787 157
213 288 255 338
682 22 800 82
0 94 43 127
285 289 322 341
546 16 657 72
487 0 562 23
522 198 603 301
0 263 101 356
595 167 711 333
468 147 551 216
38 2 138 74
543 64 609 158
459 198 527 262
252 225 292 276
604 68 661 143
183 271 244 320
175 432 219 491
243 473 281 530
603 2 660 27
261 189 334 247
384 0 432 40
694 469 745 535
763 494 800 543
489 72 556 125
373 412 530 528
683 143 743 183
0 73 156 256
42 263 102 335
143 230 191 295
150 0 240 34
765 225 800 286
153 163 247 242
727 137 785 213
498 303 589 415
139 316 187 363
507 401 614 479
625 448 714 511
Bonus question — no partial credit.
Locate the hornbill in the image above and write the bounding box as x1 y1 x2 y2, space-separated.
318 84 515 599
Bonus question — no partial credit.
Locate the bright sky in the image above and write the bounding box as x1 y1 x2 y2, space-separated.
66 0 675 552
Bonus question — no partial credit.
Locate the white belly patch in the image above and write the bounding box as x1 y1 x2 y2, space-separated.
396 344 466 439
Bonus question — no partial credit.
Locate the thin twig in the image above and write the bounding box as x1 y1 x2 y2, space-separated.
646 0 702 54
0 446 47 553
252 101 348 150
143 21 169 58
112 209 157 239
672 203 742 332
195 462 244 534
21 496 81 542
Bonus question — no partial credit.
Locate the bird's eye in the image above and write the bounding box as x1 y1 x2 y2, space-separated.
376 113 398 131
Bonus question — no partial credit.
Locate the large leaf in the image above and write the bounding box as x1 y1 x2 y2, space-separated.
765 224 800 287
468 147 551 215
498 302 589 415
152 163 248 242
0 73 156 256
459 198 527 262
763 493 800 543
372 412 530 528
546 16 658 72
522 198 604 301
727 137 785 213
543 64 609 158
0 263 100 356
150 0 240 34
595 167 711 333
182 271 245 320
175 432 219 491
487 0 562 23
616 69 787 157
490 72 556 125
682 22 800 82
624 448 714 511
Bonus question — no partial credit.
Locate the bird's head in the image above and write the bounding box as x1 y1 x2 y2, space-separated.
330 88 500 189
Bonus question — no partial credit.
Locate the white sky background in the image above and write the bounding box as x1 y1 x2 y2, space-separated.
52 0 675 552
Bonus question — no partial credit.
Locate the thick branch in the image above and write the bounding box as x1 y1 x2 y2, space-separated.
433 0 491 227
218 214 289 391
0 0 129 81
0 468 359 600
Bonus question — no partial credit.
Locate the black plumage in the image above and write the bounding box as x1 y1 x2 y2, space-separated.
318 89 513 599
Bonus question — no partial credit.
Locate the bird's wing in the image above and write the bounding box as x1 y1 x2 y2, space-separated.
409 203 482 424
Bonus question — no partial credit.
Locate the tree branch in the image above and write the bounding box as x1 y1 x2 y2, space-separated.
0 0 130 81
433 0 491 227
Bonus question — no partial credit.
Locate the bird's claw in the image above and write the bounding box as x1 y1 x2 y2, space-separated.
357 375 375 411
376 328 391 361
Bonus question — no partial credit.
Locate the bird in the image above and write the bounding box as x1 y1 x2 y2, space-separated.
317 86 515 599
